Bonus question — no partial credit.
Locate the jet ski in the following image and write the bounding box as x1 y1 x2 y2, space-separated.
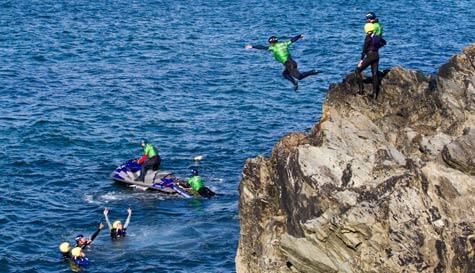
110 159 194 198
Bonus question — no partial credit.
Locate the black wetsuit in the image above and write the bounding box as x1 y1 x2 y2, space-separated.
76 227 102 249
138 155 161 181
282 57 318 85
198 186 215 198
110 228 127 239
356 33 382 98
252 35 318 87
105 212 131 239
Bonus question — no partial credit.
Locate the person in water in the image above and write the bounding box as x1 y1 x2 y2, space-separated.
103 207 132 239
245 34 320 91
70 247 90 266
75 222 104 249
135 139 161 182
355 22 383 99
59 242 72 259
186 168 215 198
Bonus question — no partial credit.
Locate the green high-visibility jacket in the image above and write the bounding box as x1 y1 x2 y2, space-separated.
373 22 383 36
188 176 204 192
268 41 292 63
144 143 158 157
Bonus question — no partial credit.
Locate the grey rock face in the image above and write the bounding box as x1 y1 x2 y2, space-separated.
236 45 475 273
442 128 475 175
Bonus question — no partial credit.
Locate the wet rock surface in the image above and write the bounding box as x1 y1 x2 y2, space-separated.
236 44 475 273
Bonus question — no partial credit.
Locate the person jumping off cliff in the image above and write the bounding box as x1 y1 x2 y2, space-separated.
245 34 320 91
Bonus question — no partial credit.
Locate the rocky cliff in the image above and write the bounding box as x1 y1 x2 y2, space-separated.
236 44 475 273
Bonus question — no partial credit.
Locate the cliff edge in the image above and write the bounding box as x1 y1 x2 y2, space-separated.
236 44 475 273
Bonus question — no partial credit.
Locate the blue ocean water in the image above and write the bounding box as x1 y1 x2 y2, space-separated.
0 0 474 272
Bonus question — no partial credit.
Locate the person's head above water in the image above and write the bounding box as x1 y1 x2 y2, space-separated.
268 36 278 44
366 12 377 22
75 234 89 246
71 247 85 258
112 220 123 230
191 168 199 176
59 242 71 254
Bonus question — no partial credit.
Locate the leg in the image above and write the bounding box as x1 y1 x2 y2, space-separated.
137 159 153 181
370 54 380 99
299 69 320 79
282 69 297 85
283 59 298 90
151 155 161 171
356 54 377 94
354 68 364 94
286 58 302 79
286 58 318 80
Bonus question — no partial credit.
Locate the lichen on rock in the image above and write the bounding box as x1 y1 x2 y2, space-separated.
236 44 475 273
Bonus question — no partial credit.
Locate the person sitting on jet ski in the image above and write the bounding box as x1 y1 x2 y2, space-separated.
75 222 104 249
185 168 215 198
103 207 132 239
135 139 161 182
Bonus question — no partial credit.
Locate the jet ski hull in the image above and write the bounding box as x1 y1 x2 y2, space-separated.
110 160 193 197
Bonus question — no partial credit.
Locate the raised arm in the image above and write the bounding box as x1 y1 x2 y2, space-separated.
245 44 269 50
103 208 112 230
290 34 304 43
90 222 104 242
124 208 132 229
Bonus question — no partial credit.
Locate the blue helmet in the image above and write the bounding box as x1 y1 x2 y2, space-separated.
191 168 199 176
268 36 278 44
366 12 376 20
75 234 84 242
140 139 148 145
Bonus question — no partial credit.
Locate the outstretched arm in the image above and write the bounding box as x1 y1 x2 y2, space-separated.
290 34 304 43
245 44 268 50
103 208 112 230
124 208 132 229
90 222 104 242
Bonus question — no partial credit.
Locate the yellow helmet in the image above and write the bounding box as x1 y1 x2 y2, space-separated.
112 220 122 229
59 242 71 253
364 23 375 33
71 247 82 257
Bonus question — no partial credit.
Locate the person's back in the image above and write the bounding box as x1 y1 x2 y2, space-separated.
136 139 161 181
144 143 157 158
268 41 292 64
188 175 204 192
187 168 215 198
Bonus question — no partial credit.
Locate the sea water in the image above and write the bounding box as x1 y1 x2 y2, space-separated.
1 0 474 272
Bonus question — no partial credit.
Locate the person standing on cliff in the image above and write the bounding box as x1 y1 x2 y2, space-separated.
355 21 383 99
245 34 320 91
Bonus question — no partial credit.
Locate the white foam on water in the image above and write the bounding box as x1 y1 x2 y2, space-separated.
100 191 130 202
